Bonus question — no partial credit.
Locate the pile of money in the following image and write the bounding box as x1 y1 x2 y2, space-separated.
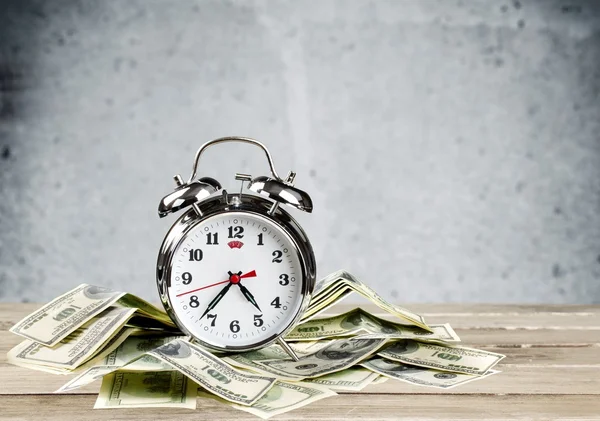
7 270 505 419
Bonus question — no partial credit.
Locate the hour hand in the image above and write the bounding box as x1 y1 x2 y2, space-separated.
237 282 262 312
200 282 233 319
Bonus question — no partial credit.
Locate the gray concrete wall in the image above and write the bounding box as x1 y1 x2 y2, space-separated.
1 0 599 304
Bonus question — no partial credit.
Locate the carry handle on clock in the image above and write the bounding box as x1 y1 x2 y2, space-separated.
186 136 282 184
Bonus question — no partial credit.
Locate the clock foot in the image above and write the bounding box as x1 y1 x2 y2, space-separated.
277 337 300 361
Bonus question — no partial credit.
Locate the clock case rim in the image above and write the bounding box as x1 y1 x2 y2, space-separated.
156 192 316 354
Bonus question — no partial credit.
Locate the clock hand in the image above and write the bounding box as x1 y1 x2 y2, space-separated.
237 282 262 312
239 270 257 280
199 282 233 319
176 279 229 297
176 270 257 298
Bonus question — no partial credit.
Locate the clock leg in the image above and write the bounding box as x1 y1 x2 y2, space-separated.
276 337 300 361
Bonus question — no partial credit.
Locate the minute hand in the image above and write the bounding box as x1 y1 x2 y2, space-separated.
200 283 233 319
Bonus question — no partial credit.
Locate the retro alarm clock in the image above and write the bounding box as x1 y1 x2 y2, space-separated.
156 136 316 360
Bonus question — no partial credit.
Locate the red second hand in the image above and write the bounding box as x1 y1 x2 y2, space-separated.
175 270 257 297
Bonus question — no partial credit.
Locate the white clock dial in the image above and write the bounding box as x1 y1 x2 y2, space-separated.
167 212 304 348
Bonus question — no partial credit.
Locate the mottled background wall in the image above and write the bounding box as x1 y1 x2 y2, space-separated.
1 0 599 304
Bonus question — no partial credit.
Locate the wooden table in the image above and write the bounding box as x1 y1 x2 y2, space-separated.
1 303 599 420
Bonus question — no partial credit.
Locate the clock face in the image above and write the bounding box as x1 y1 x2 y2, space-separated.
166 211 305 349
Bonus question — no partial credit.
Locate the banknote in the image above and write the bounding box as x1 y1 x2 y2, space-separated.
13 325 135 377
82 335 183 369
303 287 350 318
125 314 179 331
148 338 276 405
370 375 389 385
8 358 72 375
257 337 388 379
285 341 326 353
199 381 336 420
9 284 126 346
9 283 177 348
305 367 379 391
71 327 142 372
226 343 321 363
57 366 117 393
302 270 432 332
377 340 505 376
8 307 137 370
286 309 365 340
287 308 459 342
55 335 180 392
362 357 500 388
223 353 306 381
94 370 197 409
116 294 174 326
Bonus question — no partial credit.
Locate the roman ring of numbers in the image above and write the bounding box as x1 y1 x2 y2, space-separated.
167 213 304 348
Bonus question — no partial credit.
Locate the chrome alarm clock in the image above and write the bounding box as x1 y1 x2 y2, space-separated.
156 137 316 360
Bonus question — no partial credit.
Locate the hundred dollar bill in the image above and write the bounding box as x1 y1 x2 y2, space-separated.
222 342 325 380
11 326 135 376
80 334 182 371
124 314 180 332
226 342 323 364
56 335 181 392
116 294 174 326
305 367 379 391
8 307 137 370
257 336 388 379
199 381 336 420
370 375 389 385
147 338 276 406
223 352 306 381
303 270 433 332
10 284 175 347
287 308 459 342
362 357 500 389
57 365 116 392
94 370 197 409
378 340 505 376
9 284 126 346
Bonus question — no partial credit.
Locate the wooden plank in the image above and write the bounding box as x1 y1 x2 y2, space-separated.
2 303 599 419
482 345 600 365
324 303 600 314
2 330 599 370
1 363 598 396
362 312 600 329
322 305 600 328
0 394 598 420
4 329 596 363
453 328 600 346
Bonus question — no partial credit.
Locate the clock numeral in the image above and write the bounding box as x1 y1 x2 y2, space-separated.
270 297 281 309
189 295 199 308
206 314 217 327
253 314 263 327
229 320 240 333
279 274 290 286
182 272 193 285
272 250 283 263
188 249 203 261
228 226 244 239
257 233 264 246
206 232 219 245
